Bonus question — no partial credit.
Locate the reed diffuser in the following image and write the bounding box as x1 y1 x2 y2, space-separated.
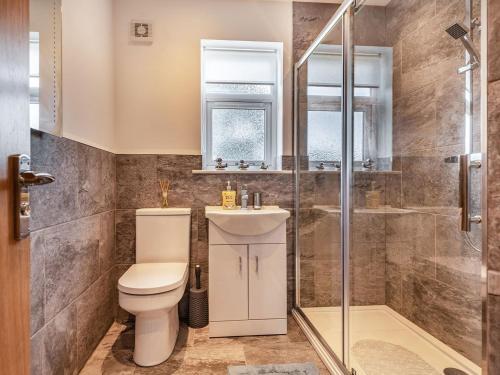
159 179 170 208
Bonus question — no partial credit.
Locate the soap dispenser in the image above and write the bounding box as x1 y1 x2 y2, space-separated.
222 181 236 210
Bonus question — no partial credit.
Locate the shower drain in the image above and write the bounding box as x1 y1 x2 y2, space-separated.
443 368 469 375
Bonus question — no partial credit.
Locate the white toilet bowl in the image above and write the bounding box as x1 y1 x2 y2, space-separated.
118 262 188 367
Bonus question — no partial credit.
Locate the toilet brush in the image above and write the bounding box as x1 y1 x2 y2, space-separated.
189 264 208 328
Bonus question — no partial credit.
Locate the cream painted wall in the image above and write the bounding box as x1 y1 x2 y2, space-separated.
61 0 115 152
113 0 293 155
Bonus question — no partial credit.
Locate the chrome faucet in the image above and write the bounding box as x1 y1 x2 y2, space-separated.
240 184 249 209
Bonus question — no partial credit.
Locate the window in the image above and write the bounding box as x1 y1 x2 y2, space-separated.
307 45 392 166
201 40 283 169
29 32 40 130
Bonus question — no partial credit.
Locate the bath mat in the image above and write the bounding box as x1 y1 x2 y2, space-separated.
227 363 319 375
352 339 440 375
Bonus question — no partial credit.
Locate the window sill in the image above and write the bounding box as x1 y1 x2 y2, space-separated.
192 169 293 175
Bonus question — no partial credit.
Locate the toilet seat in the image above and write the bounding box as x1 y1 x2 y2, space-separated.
118 262 188 295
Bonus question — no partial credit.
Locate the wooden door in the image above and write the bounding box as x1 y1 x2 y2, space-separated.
249 244 287 320
0 0 31 374
209 244 248 322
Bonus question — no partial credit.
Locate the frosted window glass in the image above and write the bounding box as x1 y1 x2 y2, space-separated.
212 108 266 161
308 111 342 161
206 83 272 95
353 112 364 161
308 111 364 161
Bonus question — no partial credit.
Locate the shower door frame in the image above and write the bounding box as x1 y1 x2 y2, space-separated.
292 0 489 374
293 0 355 372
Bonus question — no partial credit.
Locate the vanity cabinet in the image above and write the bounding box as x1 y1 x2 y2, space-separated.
207 221 287 337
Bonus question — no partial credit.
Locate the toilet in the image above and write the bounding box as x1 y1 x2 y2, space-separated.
118 208 191 367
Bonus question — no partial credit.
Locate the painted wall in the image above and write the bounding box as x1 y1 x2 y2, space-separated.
113 0 293 155
61 0 115 152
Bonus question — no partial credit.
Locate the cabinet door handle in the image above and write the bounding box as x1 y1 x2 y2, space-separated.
239 256 242 273
256 256 259 273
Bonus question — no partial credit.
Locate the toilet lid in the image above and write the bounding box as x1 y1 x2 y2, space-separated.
118 262 188 295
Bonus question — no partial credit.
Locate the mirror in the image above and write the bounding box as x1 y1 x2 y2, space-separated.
29 0 62 134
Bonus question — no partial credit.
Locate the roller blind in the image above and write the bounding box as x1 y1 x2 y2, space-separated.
308 52 382 88
203 49 277 83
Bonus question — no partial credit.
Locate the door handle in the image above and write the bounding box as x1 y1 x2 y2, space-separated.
10 154 55 240
255 256 259 273
19 170 55 186
239 256 242 273
459 154 482 232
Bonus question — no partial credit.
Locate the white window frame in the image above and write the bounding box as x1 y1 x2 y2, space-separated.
201 39 283 170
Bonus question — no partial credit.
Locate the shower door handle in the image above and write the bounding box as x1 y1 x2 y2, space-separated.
459 154 469 231
459 154 481 232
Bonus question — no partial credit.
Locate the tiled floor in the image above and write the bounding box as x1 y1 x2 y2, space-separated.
79 317 329 374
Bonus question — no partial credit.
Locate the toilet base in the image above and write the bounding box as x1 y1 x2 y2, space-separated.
133 307 179 367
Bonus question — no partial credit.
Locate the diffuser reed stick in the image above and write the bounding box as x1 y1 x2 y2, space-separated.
159 179 170 208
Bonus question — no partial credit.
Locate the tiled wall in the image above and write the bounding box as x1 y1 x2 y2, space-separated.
487 0 500 373
297 171 400 308
385 0 482 364
114 155 296 314
29 131 116 374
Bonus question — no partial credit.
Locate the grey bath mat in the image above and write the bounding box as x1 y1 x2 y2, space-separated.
352 339 440 375
228 363 319 375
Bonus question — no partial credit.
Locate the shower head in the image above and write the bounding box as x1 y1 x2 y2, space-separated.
445 22 469 40
445 22 480 69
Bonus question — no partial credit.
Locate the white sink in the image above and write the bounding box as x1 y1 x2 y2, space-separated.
205 206 290 236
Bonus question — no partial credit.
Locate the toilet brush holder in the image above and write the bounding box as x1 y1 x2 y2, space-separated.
189 265 208 328
189 287 208 328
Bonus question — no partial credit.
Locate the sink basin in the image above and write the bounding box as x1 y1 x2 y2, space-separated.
205 206 290 236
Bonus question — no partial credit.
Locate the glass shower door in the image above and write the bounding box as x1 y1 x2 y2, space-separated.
348 1 483 375
295 13 346 365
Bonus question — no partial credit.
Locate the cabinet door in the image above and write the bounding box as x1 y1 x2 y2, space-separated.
209 244 248 321
249 244 287 320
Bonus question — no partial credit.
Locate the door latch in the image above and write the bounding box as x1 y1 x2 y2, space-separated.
10 154 55 240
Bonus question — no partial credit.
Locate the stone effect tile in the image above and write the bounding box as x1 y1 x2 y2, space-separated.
116 155 159 209
43 305 78 375
30 131 79 230
42 215 101 322
385 0 484 362
80 318 330 375
31 328 44 375
100 211 115 274
30 130 116 231
115 210 136 265
30 132 116 375
488 0 500 82
76 270 115 370
30 230 45 336
488 294 500 374
488 81 500 272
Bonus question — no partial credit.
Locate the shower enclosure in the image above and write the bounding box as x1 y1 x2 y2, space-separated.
293 0 485 374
